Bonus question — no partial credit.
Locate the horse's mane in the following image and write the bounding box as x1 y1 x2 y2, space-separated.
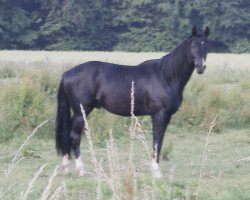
160 35 193 81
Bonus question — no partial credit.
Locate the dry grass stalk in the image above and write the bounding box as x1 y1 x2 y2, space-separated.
136 129 151 161
212 171 222 199
81 104 121 200
106 135 116 198
48 186 62 200
48 180 67 200
237 156 250 162
129 80 136 166
122 171 134 200
185 185 190 200
127 81 137 199
4 157 25 178
141 185 151 200
129 80 159 199
106 129 121 200
40 165 59 200
19 163 48 200
167 165 175 199
60 181 68 199
106 130 119 177
134 120 158 200
80 104 103 200
136 131 156 200
5 119 48 177
195 113 218 200
122 170 135 200
78 80 164 199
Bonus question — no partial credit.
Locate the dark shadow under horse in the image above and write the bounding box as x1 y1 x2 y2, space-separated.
56 26 210 178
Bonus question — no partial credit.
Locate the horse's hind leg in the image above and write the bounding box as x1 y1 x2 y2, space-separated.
62 154 70 174
70 114 85 176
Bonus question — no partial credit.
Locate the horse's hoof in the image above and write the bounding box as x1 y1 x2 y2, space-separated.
61 155 71 174
152 169 163 179
62 167 69 174
77 168 85 176
151 159 163 179
75 157 85 176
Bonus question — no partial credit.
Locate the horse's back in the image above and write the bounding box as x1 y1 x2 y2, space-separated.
60 60 167 116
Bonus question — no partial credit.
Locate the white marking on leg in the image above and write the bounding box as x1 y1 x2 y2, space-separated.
151 143 163 178
61 154 70 174
153 143 158 159
151 158 163 179
202 58 206 67
75 157 85 176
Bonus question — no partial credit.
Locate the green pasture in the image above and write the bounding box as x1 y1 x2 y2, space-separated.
0 51 249 199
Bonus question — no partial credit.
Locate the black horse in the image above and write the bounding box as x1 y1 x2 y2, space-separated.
56 26 209 178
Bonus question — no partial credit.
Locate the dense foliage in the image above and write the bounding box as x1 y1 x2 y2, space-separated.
0 0 250 52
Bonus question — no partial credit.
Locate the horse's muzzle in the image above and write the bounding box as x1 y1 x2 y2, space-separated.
196 65 206 74
195 58 206 74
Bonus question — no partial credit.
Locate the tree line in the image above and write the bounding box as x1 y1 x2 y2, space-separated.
0 0 249 53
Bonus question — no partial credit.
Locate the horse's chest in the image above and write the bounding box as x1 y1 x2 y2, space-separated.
148 91 182 115
169 97 182 114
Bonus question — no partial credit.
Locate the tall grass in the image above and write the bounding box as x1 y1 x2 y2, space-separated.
195 114 218 199
1 93 224 199
0 65 58 142
1 120 49 199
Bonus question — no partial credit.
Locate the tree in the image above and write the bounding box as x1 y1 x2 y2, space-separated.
189 0 250 52
0 0 249 52
39 0 116 50
0 0 42 49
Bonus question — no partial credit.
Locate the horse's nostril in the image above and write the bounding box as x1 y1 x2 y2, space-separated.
197 70 203 74
196 65 206 74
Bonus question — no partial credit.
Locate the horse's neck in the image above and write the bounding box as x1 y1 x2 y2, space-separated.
162 42 194 92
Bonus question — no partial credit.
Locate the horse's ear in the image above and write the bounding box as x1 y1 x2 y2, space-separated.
204 26 209 37
192 26 197 36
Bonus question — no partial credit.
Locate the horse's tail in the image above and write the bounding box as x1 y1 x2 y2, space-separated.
56 79 71 156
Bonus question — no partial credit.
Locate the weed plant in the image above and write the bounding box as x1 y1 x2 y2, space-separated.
0 88 221 200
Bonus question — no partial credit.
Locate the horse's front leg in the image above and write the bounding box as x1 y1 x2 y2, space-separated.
151 111 171 178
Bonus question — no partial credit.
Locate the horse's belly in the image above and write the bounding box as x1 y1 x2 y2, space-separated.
97 96 148 117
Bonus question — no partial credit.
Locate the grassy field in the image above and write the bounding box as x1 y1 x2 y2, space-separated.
0 51 250 199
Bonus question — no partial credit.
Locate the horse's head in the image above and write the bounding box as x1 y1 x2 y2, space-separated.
190 26 209 74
